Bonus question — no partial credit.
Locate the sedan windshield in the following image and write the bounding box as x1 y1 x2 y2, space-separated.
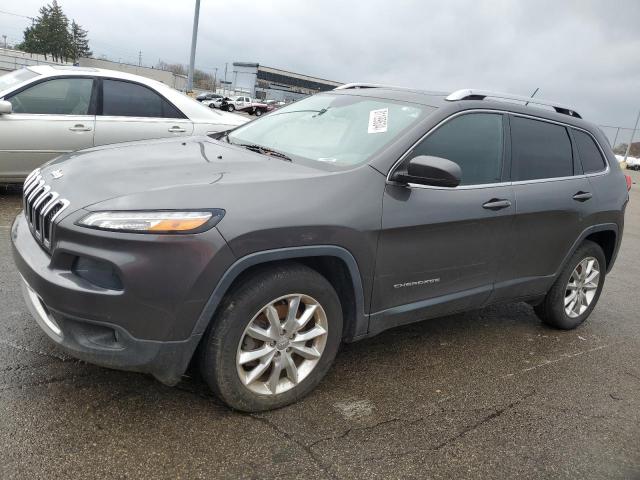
0 68 39 93
227 93 435 168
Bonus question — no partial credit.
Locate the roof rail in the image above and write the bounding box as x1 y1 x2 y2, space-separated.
335 82 401 90
446 89 582 119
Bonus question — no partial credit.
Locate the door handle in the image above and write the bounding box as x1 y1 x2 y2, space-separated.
69 124 92 132
482 198 512 210
168 126 186 133
572 191 592 202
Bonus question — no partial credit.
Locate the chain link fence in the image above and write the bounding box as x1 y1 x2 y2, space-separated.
598 125 639 168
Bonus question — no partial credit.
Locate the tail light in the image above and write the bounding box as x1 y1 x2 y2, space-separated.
625 175 632 191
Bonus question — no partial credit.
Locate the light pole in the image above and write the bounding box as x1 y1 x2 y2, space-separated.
2 35 6 49
186 0 201 92
213 67 218 93
223 63 228 95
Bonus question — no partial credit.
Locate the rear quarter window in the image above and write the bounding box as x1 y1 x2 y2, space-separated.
573 129 607 173
511 116 573 181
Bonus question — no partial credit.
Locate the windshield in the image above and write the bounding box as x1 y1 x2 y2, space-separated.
227 93 435 168
0 68 39 93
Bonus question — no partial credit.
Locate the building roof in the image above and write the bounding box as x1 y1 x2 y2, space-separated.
233 62 341 87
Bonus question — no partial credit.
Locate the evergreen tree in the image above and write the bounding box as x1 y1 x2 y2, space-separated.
18 1 91 62
69 20 92 62
46 0 71 61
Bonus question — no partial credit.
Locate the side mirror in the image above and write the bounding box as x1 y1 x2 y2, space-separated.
0 100 12 115
393 155 461 188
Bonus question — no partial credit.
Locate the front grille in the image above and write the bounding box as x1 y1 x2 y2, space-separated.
22 169 70 250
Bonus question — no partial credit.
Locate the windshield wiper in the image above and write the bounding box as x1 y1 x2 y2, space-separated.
236 143 292 162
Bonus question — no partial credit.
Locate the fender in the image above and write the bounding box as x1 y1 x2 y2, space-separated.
556 223 620 276
190 245 369 341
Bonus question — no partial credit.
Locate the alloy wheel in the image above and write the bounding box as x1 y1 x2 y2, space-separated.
565 256 600 318
236 294 328 395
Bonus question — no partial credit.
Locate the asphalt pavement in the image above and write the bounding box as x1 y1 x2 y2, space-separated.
1 172 639 479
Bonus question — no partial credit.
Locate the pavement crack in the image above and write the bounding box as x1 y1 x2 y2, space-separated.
432 390 536 451
307 416 402 449
624 370 640 382
248 413 339 480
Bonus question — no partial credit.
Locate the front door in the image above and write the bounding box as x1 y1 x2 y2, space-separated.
372 112 514 326
0 76 96 181
93 79 193 147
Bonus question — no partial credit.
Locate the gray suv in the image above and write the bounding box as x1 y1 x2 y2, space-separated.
11 85 629 411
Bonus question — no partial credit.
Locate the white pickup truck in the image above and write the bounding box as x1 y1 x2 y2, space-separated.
220 96 271 116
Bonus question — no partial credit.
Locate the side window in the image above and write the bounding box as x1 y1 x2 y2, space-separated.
511 116 573 181
573 129 606 173
7 78 93 115
102 79 183 118
409 113 504 186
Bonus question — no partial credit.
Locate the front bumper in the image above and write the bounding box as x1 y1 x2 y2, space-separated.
11 212 235 385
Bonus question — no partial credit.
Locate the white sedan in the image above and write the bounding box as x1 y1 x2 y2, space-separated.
0 66 248 182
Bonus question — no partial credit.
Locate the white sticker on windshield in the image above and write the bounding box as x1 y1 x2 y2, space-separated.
368 108 388 134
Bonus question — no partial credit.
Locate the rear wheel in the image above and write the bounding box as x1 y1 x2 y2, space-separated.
534 240 606 329
199 264 343 411
226 104 235 112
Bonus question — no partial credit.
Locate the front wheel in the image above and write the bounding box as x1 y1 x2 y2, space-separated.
255 108 263 117
534 240 606 329
199 264 343 411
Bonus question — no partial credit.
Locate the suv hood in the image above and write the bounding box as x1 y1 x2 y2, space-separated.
40 136 332 215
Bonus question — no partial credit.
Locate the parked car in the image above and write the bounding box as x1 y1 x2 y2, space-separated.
12 84 629 412
220 95 269 116
0 66 248 182
263 99 284 111
196 92 223 102
202 96 225 109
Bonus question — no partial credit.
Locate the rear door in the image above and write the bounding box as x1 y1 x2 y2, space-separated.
492 114 592 300
93 79 193 147
373 112 515 321
0 76 96 180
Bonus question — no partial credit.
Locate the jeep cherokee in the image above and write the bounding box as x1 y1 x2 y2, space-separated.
11 84 629 411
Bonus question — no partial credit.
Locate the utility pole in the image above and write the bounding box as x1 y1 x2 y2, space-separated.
224 62 228 95
623 109 640 163
2 35 6 49
186 0 201 92
138 50 142 66
213 67 218 93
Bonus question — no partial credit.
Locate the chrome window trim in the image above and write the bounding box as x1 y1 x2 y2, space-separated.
386 109 610 191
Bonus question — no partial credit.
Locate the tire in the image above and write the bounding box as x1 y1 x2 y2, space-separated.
534 240 606 330
209 103 216 109
199 263 343 412
226 104 235 112
255 108 263 117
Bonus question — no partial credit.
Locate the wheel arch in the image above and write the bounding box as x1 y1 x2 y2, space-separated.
558 223 620 276
191 246 369 344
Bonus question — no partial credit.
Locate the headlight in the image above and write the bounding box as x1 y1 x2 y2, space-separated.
77 210 224 234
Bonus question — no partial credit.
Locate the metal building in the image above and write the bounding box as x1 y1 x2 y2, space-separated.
231 62 341 102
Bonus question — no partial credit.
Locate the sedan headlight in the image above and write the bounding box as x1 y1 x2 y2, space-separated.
77 210 224 234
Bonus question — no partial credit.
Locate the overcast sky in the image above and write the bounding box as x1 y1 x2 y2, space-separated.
2 0 640 136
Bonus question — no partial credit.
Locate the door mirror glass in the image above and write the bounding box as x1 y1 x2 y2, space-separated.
0 100 12 114
393 155 462 188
